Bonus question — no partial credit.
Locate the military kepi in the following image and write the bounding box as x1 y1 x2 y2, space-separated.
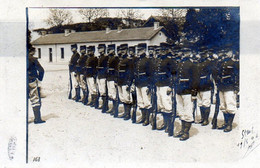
108 44 115 50
71 43 78 49
98 44 106 49
80 45 86 50
87 46 95 51
137 43 147 50
120 43 128 50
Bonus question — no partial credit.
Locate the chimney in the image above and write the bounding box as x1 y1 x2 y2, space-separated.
154 22 159 30
117 25 122 33
41 30 47 36
106 27 111 34
64 29 71 36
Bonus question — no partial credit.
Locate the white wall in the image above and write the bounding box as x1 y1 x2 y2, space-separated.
33 31 167 63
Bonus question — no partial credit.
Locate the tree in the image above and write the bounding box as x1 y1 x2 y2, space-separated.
78 8 109 23
117 9 143 27
44 9 73 27
159 8 187 19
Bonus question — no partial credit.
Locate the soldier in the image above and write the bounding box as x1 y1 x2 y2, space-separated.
28 47 45 124
117 44 133 120
85 46 98 108
128 46 138 123
147 45 158 128
76 45 89 105
216 46 239 132
174 46 199 141
68 44 80 101
96 44 109 113
155 43 174 131
196 46 214 126
135 43 153 124
106 44 120 116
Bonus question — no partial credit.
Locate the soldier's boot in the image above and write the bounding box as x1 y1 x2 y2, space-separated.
199 106 205 124
84 91 89 105
136 109 145 124
118 103 127 118
180 121 192 141
113 100 119 118
124 104 132 120
80 90 86 104
108 100 115 115
224 114 235 132
101 96 108 113
90 95 95 107
202 107 210 126
131 105 137 123
33 106 46 124
151 114 157 130
74 88 81 102
87 94 93 106
157 114 166 130
218 113 228 130
174 120 185 138
97 95 102 109
143 109 151 126
168 114 174 137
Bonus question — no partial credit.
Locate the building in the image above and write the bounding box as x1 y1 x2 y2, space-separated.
31 22 167 63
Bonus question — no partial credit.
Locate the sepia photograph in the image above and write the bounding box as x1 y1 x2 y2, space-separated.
27 7 241 163
1 0 260 167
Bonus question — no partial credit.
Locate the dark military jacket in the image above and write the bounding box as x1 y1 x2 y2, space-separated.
85 55 98 78
117 54 134 86
155 55 174 87
176 57 199 95
69 52 80 72
96 54 109 79
107 54 120 81
197 58 213 91
216 57 239 92
76 53 88 74
135 54 152 87
28 56 44 83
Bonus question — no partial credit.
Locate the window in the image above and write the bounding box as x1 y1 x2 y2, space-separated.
61 48 64 59
49 48 52 62
38 48 41 59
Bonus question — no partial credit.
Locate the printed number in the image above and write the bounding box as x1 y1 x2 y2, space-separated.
33 157 40 162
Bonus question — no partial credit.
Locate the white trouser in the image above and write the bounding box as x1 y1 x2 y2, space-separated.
70 72 80 97
118 85 132 104
97 78 106 96
79 74 87 91
28 80 41 107
176 94 194 122
219 91 237 114
136 86 152 109
86 77 97 95
107 80 117 100
156 86 173 113
197 90 211 108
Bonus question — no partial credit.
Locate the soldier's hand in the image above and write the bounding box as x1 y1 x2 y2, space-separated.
166 87 172 95
146 88 151 95
130 84 135 93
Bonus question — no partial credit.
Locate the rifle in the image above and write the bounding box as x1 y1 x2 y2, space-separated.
68 69 73 99
192 98 198 123
168 76 177 136
211 90 220 129
151 85 157 130
131 82 137 123
114 82 120 118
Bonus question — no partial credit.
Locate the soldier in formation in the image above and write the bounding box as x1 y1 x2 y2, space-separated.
67 42 239 141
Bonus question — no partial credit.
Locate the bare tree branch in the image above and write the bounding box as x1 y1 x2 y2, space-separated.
44 9 73 27
78 8 109 23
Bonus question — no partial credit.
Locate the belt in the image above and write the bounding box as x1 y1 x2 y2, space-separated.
158 72 167 75
108 68 115 71
222 75 231 79
86 66 92 69
97 67 104 69
179 78 189 82
200 75 207 79
138 72 146 75
119 70 126 73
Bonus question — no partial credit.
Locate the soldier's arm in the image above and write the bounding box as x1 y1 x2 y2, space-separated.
35 59 44 81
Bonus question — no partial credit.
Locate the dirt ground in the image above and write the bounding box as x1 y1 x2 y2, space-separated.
28 61 243 166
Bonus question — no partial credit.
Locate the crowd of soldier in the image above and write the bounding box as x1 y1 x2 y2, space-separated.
68 42 239 141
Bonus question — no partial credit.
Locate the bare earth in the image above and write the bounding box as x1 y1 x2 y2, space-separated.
28 61 242 166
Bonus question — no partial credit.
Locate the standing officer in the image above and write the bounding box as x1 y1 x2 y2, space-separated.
196 46 213 126
85 46 98 108
76 45 89 105
69 44 80 100
28 47 46 124
96 44 109 113
106 44 120 116
128 46 138 123
117 44 133 120
216 46 239 132
135 43 153 124
155 43 174 131
174 46 199 141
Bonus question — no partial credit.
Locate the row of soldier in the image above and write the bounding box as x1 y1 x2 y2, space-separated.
68 42 239 141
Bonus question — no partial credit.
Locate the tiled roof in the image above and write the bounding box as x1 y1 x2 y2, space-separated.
32 26 164 45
